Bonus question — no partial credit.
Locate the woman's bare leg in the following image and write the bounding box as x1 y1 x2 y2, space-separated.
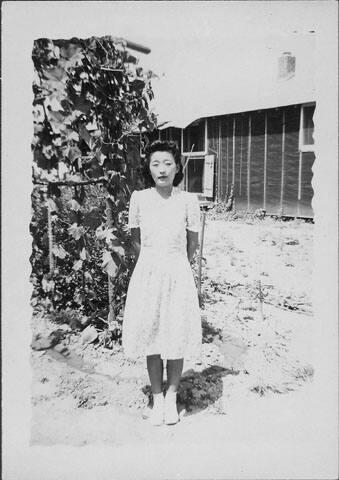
146 354 164 394
166 358 184 392
146 354 164 425
165 358 183 425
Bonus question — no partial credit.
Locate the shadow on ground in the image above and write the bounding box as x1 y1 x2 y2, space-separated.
141 315 240 415
142 365 239 416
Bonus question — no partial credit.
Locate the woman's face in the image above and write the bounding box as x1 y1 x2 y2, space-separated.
149 151 179 188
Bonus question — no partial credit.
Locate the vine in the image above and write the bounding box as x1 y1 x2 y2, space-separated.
31 36 157 340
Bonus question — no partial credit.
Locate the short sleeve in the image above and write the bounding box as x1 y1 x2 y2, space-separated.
127 191 140 229
186 193 200 232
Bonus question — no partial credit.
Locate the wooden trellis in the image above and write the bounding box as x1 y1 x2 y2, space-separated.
35 176 115 319
37 175 207 320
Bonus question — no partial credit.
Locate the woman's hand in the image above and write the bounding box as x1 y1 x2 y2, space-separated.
131 228 141 261
186 230 199 263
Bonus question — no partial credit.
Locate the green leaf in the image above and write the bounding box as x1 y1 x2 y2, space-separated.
68 223 84 240
48 96 63 111
72 95 91 114
95 226 117 243
95 150 106 166
105 229 117 245
86 120 98 131
73 259 83 271
74 291 86 305
80 247 89 261
52 245 67 259
69 199 81 211
95 225 106 241
84 271 93 282
42 277 55 292
101 250 118 277
78 123 92 147
66 174 83 182
111 245 125 256
47 197 58 211
68 131 80 142
86 289 97 300
83 209 102 229
43 65 66 81
42 145 54 160
68 146 82 163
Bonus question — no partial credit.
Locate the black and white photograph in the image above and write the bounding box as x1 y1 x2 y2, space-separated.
2 1 338 479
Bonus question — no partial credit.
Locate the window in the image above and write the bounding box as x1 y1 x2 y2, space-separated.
182 119 206 154
184 155 215 197
299 103 315 152
186 157 204 193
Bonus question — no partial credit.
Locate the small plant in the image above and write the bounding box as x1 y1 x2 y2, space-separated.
190 253 208 307
207 201 238 222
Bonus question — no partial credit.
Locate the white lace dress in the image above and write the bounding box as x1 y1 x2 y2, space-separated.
122 187 202 361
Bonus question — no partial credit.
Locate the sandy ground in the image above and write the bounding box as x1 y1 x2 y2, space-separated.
30 216 319 477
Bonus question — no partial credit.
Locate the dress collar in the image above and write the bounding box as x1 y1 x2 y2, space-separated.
151 186 179 200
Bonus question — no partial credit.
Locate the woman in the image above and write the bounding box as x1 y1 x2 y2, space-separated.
122 140 202 425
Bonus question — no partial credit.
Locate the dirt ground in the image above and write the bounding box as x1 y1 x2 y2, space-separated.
30 215 315 451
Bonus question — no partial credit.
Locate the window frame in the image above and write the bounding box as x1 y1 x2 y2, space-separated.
184 155 205 195
181 118 208 156
299 102 315 152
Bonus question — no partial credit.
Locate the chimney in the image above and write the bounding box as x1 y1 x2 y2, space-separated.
278 51 296 80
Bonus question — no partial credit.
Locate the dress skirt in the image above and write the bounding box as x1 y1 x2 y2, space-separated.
122 247 202 361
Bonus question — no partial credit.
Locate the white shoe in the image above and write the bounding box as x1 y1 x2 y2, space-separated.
150 393 164 426
164 391 179 425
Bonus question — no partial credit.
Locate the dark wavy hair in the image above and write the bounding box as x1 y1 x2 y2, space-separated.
143 140 184 187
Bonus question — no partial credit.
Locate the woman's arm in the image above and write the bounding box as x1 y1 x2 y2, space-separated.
186 230 199 263
131 227 141 261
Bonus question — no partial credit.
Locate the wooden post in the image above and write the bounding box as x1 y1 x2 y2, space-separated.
47 198 55 275
182 144 195 173
297 150 302 217
264 111 268 210
181 128 184 155
226 122 229 197
232 115 236 186
280 110 286 212
47 196 56 311
204 118 208 154
198 210 206 298
247 114 252 211
105 197 115 323
218 119 222 201
183 144 195 193
239 118 243 196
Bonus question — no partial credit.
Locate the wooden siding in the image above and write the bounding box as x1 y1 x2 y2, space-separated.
266 108 283 214
214 104 313 217
283 106 301 216
159 127 182 152
218 118 227 200
207 118 219 200
234 115 244 208
299 151 314 217
159 102 315 217
250 111 266 210
237 115 249 210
